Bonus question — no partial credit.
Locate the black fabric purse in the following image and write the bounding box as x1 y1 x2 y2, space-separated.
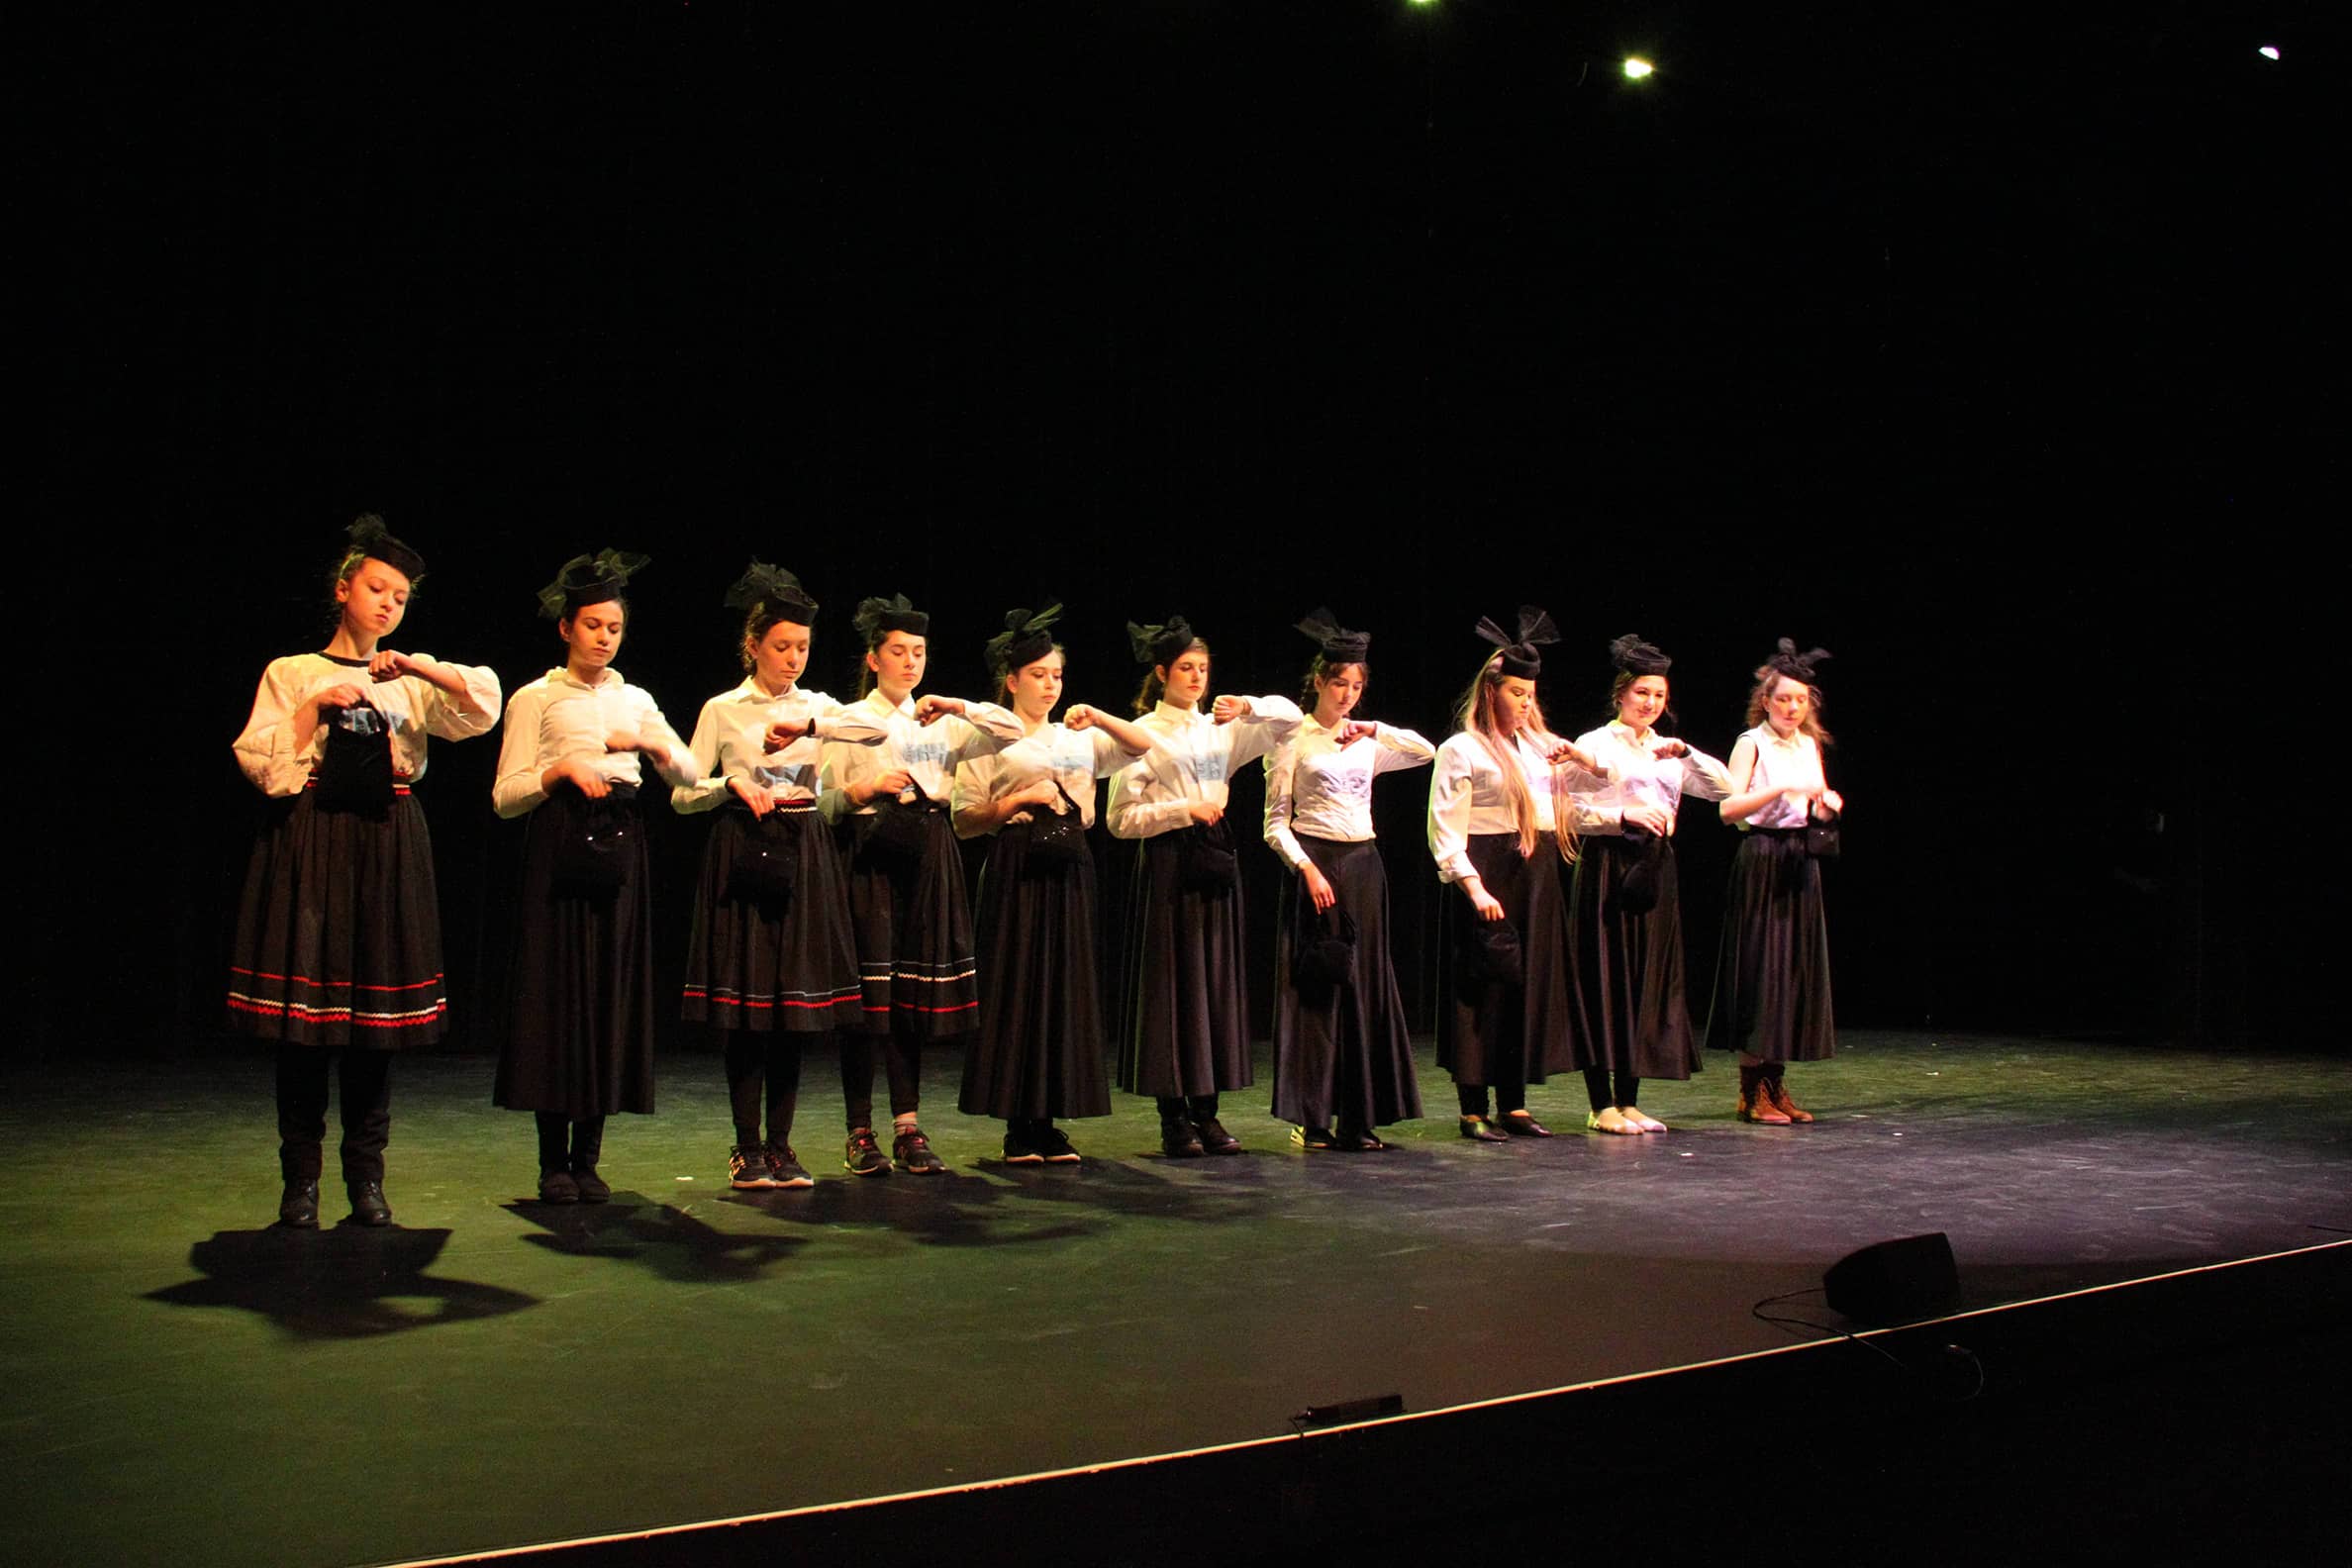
1806 809 1842 859
1460 916 1524 988
1175 817 1237 894
1615 823 1664 916
553 789 637 895
1293 904 1358 1000
727 808 799 902
866 777 943 859
313 704 394 816
1023 781 1091 871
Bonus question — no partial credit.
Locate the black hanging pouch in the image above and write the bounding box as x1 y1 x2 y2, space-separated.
727 805 800 902
1023 781 1092 871
553 786 637 896
1460 917 1523 988
1175 816 1237 894
866 777 943 860
1806 810 1842 859
313 703 394 816
1293 903 1358 1000
1615 823 1664 916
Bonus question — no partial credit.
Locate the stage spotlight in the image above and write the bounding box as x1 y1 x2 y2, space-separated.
1622 56 1656 80
2257 45 2281 61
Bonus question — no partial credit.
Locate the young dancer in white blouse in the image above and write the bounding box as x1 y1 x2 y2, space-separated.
1264 609 1433 1151
1108 617 1302 1158
952 606 1154 1163
673 562 886 1190
1565 635 1731 1134
493 551 699 1203
1707 640 1844 1124
230 517 500 1228
1427 609 1608 1142
820 595 1023 1175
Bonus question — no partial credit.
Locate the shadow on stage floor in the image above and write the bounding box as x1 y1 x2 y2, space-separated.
2 1030 2344 1565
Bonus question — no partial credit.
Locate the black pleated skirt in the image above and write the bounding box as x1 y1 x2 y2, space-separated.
959 822 1113 1121
1117 828 1252 1098
837 809 980 1039
495 786 657 1116
1705 829 1835 1062
1565 834 1703 1081
1437 833 1573 1087
681 804 862 1032
227 789 446 1048
1271 835 1422 1129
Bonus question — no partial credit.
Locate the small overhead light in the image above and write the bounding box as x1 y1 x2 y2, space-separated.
1622 56 1655 81
2257 45 2281 61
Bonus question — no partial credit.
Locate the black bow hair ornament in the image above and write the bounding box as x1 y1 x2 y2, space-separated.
1609 633 1672 676
1295 607 1371 663
340 514 428 585
723 559 819 621
1766 637 1832 685
537 548 649 620
1474 605 1559 679
853 593 930 644
987 603 1065 672
1127 615 1198 667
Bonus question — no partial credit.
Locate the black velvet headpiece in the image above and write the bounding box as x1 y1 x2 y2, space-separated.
1474 606 1559 679
538 548 648 619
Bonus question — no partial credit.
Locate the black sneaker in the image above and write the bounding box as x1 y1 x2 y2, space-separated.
893 1127 946 1174
1195 1116 1242 1155
539 1167 581 1204
1002 1127 1045 1164
765 1143 814 1189
731 1144 777 1190
1032 1124 1082 1164
844 1127 890 1177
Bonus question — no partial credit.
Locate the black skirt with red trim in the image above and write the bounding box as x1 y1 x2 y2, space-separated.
227 787 447 1048
681 803 863 1032
835 808 981 1039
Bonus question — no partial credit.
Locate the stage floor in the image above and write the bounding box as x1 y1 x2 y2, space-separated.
3 1030 2345 1566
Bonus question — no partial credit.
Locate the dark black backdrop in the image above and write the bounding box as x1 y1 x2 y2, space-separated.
23 2 2334 1058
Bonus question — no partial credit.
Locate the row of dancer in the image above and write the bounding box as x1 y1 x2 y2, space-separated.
229 519 1839 1228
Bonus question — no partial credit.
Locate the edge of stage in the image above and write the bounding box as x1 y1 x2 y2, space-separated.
390 1241 2351 1567
3 1029 2345 1566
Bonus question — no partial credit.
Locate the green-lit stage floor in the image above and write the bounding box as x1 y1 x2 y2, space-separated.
4 1031 2345 1566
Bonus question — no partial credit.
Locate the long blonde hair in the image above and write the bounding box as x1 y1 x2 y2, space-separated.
1452 652 1578 864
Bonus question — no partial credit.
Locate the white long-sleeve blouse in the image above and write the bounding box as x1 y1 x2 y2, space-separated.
819 692 1024 821
1106 697 1304 840
952 721 1148 835
1425 730 1605 883
491 666 697 818
234 652 502 798
1569 720 1732 836
1263 718 1434 869
670 679 885 814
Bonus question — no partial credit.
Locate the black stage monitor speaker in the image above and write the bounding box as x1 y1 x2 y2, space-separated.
1823 1231 1960 1325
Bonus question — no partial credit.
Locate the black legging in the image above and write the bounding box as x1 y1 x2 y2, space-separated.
275 1045 393 1184
840 1029 922 1129
726 1035 804 1146
1584 1068 1640 1111
1454 1082 1526 1118
535 1112 606 1173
